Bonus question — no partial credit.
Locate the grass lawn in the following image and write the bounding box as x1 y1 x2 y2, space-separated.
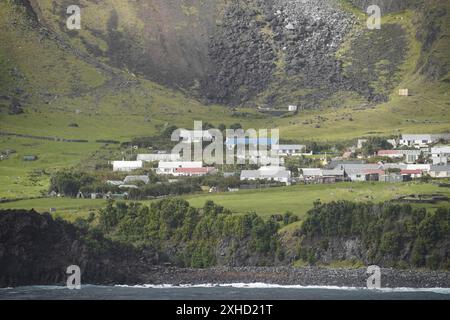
0 136 100 199
0 198 107 222
2 182 449 221
182 182 450 219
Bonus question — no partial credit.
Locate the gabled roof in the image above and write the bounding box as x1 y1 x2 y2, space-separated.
430 165 450 172
327 160 365 169
301 168 323 176
400 169 423 175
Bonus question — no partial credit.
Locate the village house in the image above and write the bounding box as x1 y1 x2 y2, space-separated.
240 166 291 185
377 150 421 163
300 168 345 183
431 146 450 165
272 144 307 156
339 164 383 182
429 165 450 178
300 168 323 182
156 161 216 177
399 134 450 148
400 169 423 179
112 160 143 172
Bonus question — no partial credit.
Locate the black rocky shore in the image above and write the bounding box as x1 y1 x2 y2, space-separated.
138 266 450 289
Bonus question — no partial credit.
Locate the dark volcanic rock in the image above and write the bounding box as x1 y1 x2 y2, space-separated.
202 3 277 105
0 210 144 287
143 266 450 288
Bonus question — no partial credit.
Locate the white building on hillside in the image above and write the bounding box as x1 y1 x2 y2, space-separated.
431 146 450 165
156 161 203 175
272 144 307 156
399 134 450 148
240 166 291 185
429 165 450 178
113 161 143 172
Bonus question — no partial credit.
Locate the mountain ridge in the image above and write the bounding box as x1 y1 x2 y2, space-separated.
8 0 448 108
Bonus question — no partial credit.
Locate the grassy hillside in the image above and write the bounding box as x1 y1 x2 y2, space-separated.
0 0 449 202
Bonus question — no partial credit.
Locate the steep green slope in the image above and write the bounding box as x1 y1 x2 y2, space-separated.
0 0 449 201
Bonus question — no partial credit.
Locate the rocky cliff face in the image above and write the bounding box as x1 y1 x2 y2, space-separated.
202 0 355 105
16 0 422 107
0 210 145 287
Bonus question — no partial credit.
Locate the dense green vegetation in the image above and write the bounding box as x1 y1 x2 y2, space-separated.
96 199 283 267
74 198 449 270
361 137 394 156
299 201 450 269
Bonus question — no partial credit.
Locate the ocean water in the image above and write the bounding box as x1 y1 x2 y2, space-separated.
1 284 450 300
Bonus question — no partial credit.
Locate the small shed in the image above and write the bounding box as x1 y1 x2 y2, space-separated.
23 155 38 161
398 89 409 96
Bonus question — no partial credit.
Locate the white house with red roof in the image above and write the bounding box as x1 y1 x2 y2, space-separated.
156 161 215 177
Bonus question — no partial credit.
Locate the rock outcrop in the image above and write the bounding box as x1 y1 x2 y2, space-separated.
0 210 144 287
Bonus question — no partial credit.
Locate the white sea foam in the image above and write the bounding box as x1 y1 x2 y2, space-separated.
114 283 450 294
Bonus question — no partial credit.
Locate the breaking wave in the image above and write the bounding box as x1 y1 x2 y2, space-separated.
115 283 450 294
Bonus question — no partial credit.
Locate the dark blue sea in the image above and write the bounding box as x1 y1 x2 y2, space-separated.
1 284 449 300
